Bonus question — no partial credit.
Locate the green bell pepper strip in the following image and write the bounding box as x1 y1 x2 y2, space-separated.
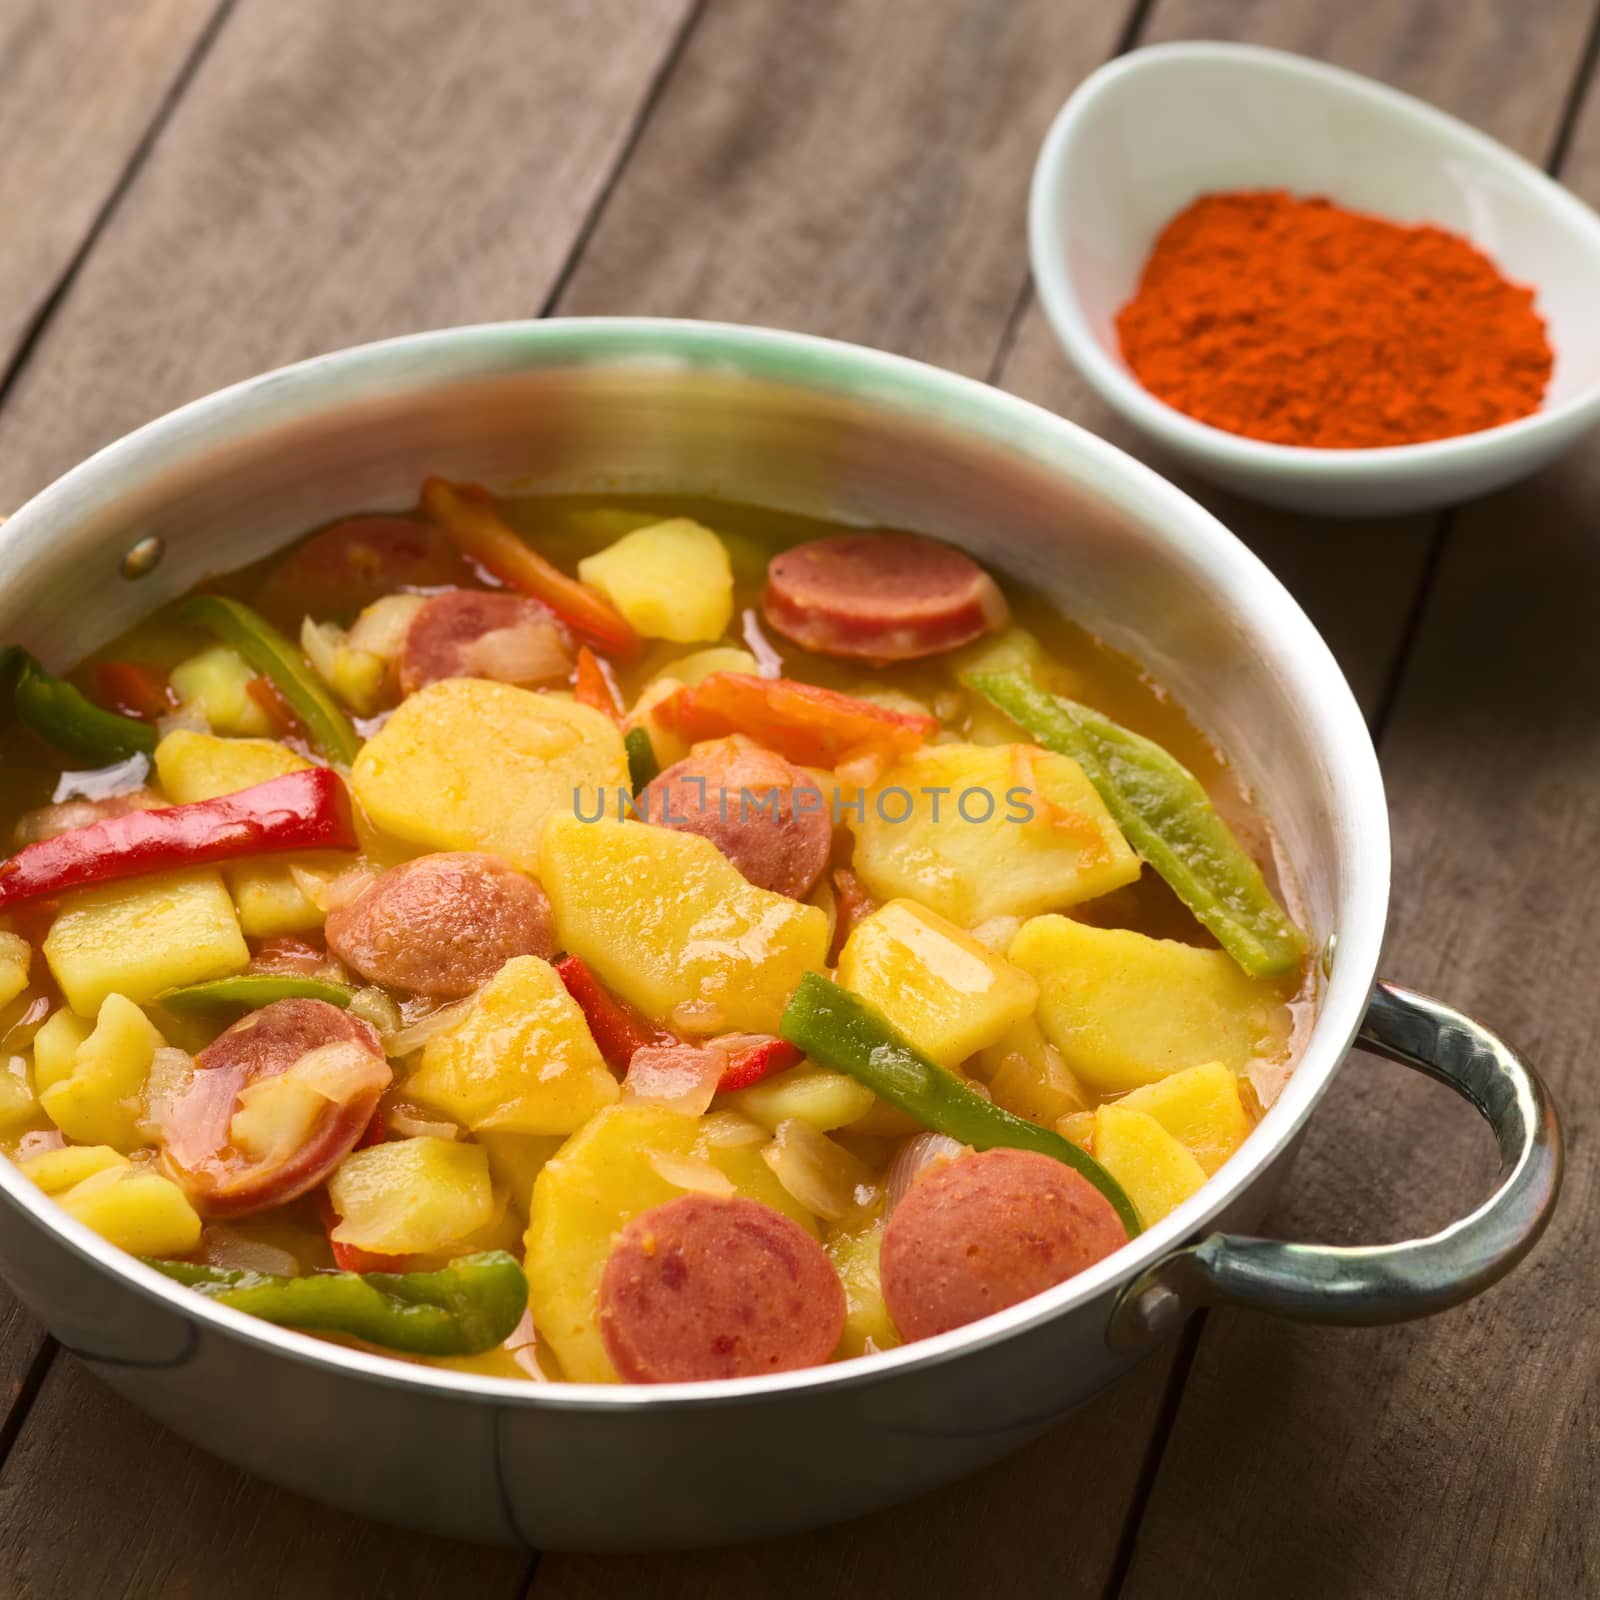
1 644 157 764
158 974 356 1011
178 596 361 765
144 1251 528 1356
625 725 659 792
780 973 1142 1237
965 670 1306 979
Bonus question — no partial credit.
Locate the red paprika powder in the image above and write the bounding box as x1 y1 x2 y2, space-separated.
1116 190 1552 449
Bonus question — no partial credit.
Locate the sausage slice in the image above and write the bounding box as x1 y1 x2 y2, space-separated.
880 1147 1126 1342
639 737 832 899
398 589 572 696
763 532 1008 661
255 516 472 628
325 852 554 997
599 1193 845 1382
160 999 391 1219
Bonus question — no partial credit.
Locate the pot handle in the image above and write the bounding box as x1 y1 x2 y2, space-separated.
1106 981 1562 1351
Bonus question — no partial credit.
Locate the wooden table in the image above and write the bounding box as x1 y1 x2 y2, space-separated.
0 2 1594 1594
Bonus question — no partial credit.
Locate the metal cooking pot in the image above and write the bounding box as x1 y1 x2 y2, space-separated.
0 321 1562 1550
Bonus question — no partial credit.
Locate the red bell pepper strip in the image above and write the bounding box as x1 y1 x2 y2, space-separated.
0 767 357 909
572 646 622 719
715 1035 803 1093
94 661 175 722
245 676 305 741
555 954 671 1070
659 673 937 768
420 477 641 660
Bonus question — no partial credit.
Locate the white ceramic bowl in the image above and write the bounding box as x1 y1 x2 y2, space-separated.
1029 42 1600 516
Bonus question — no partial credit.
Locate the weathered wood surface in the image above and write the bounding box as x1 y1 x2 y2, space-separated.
0 0 226 1456
0 0 1596 1595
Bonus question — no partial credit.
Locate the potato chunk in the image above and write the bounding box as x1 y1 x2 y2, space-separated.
352 679 627 869
1117 1061 1253 1175
19 1142 129 1194
577 519 734 643
0 1057 36 1131
170 645 274 736
540 814 828 1035
328 1136 494 1255
1090 1104 1208 1227
1009 916 1292 1094
0 931 31 1011
153 729 309 803
836 898 1038 1068
407 955 619 1135
731 1065 876 1133
56 1166 203 1256
44 869 249 1014
525 1103 816 1381
827 1218 901 1358
847 743 1139 926
37 992 166 1150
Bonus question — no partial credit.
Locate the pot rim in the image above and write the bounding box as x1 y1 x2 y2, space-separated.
0 317 1390 1411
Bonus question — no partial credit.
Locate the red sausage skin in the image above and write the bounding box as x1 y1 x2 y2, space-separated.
325 852 555 997
639 737 832 900
160 999 390 1219
398 589 570 695
880 1148 1126 1342
599 1194 846 1382
254 517 472 628
762 532 1008 662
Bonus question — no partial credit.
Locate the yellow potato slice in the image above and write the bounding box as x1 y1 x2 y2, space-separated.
847 742 1139 926
837 898 1038 1068
352 678 626 869
407 956 619 1136
540 814 827 1036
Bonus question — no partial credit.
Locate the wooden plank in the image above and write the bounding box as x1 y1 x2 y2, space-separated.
0 0 696 510
0 0 225 1453
1117 429 1600 1600
0 0 691 1588
1104 3 1600 1596
0 1356 528 1596
0 0 222 375
552 0 1128 375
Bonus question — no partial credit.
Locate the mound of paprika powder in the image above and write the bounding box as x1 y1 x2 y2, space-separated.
1115 190 1552 449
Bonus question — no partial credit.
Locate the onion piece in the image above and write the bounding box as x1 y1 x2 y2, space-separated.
884 1132 969 1214
647 1152 737 1197
155 703 209 737
300 616 345 687
384 1103 460 1140
670 998 725 1036
463 621 571 686
346 593 428 662
291 861 377 914
348 985 402 1036
51 753 151 805
623 1044 725 1117
200 1224 299 1277
761 1117 877 1223
741 608 785 678
269 1040 390 1104
380 995 475 1058
698 1110 769 1149
138 1045 196 1144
